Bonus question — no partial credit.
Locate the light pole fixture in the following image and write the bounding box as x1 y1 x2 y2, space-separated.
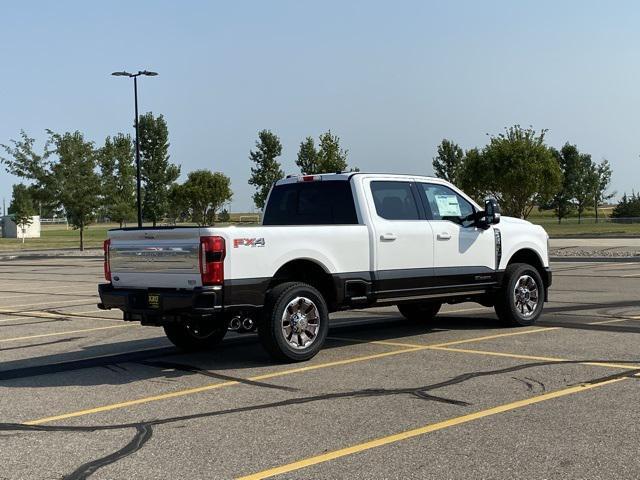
111 70 158 228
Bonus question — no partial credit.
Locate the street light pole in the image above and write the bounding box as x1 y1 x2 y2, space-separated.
111 70 158 228
133 75 142 228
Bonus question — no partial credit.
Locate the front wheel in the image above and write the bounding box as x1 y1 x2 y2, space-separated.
164 319 227 351
258 282 329 362
494 263 545 326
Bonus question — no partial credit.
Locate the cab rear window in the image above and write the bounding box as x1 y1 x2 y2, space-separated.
263 181 358 225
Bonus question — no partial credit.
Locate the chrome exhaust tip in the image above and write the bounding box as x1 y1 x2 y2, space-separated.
241 317 255 331
228 316 241 331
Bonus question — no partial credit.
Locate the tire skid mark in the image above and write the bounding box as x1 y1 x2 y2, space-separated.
62 424 152 480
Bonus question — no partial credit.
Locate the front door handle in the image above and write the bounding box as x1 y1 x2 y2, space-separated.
437 232 452 240
380 233 397 241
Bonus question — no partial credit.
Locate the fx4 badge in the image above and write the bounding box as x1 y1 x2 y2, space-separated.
233 237 266 248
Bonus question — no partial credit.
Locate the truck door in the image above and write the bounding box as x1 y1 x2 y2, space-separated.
417 182 497 288
365 179 434 301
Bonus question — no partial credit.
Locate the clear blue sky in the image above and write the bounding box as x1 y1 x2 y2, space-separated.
1 0 639 213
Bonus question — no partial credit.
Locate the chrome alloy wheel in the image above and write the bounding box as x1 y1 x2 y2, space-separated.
281 296 320 350
513 274 539 317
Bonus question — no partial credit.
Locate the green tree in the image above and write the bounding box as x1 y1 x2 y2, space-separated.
460 125 561 218
139 113 180 226
432 139 464 184
98 134 136 227
248 129 284 209
166 183 189 225
457 147 484 203
296 136 318 174
217 208 231 223
545 144 581 223
8 184 35 244
611 192 640 218
593 159 614 223
182 170 233 226
1 131 57 216
573 152 598 224
47 131 101 251
316 130 352 173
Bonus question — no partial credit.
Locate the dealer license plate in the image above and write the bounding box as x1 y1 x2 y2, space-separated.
148 293 160 309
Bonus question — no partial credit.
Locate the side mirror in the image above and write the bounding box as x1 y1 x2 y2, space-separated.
484 198 501 225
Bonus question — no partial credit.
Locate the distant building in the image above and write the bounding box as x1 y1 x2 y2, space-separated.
1 215 41 239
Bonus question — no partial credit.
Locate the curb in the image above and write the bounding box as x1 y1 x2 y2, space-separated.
550 256 640 263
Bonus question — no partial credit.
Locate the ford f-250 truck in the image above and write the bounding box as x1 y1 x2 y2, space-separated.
98 173 551 362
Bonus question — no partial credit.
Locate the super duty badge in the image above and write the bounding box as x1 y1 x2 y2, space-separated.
233 238 266 248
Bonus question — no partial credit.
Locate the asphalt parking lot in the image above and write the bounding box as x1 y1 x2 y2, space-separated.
1 257 639 480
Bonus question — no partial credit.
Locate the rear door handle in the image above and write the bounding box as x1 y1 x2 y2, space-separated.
437 232 452 240
380 233 397 241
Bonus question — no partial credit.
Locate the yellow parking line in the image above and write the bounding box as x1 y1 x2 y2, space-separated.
0 288 96 300
0 298 96 310
587 318 635 325
23 326 567 426
0 324 134 344
439 306 489 315
25 346 425 425
0 308 122 323
429 327 558 347
236 377 628 480
327 336 426 348
429 345 565 362
430 346 640 371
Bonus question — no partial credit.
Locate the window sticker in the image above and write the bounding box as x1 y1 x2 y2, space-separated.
435 194 461 217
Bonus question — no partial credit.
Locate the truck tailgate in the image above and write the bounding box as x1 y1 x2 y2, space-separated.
108 228 203 289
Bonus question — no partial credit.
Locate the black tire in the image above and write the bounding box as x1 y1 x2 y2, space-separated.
397 302 442 322
258 282 329 362
163 320 227 351
494 263 545 326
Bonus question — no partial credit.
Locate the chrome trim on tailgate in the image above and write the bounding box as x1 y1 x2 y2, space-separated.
110 243 200 273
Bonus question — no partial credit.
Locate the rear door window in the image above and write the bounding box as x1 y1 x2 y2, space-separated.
262 181 358 225
370 181 421 220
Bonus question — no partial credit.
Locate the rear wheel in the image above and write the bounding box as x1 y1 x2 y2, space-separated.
494 263 545 326
398 302 442 322
258 282 329 362
164 319 227 351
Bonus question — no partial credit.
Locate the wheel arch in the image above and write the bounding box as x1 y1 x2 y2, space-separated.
269 258 337 310
505 248 550 289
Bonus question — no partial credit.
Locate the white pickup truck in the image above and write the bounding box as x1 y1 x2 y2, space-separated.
98 173 551 362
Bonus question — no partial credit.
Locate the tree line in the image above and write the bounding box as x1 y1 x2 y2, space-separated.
431 125 614 221
1 113 232 249
2 118 356 249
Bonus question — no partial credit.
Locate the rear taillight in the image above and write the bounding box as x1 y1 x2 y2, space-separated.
103 239 111 282
200 236 225 285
